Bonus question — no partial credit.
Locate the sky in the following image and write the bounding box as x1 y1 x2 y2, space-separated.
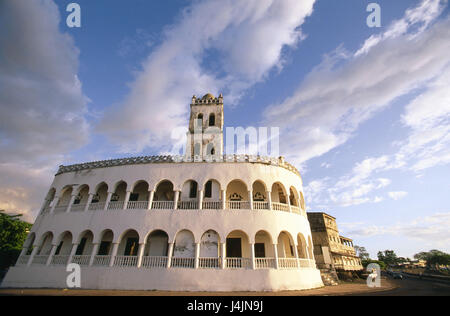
0 0 449 259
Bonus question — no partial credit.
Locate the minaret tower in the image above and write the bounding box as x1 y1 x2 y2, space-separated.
185 93 224 159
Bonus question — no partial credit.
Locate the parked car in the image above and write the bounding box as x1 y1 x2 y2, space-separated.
392 272 403 280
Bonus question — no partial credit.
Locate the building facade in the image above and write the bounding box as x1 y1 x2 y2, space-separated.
307 212 363 272
2 94 323 291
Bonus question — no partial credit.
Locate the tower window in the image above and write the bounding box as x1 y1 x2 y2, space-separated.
209 114 215 126
189 181 197 198
205 181 212 198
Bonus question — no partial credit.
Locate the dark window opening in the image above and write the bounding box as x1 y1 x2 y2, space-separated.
76 238 87 255
205 181 212 198
209 114 215 126
129 193 139 201
55 241 63 255
255 243 266 258
98 241 111 255
189 182 197 198
124 238 139 256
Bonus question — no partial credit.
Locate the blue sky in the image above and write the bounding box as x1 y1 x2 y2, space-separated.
1 0 449 259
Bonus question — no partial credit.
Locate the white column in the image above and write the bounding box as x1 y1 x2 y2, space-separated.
147 190 154 210
221 190 226 210
173 191 180 210
167 242 174 268
103 192 112 211
198 190 204 210
27 247 39 267
250 243 255 270
46 244 58 266
66 194 77 213
267 191 272 210
221 242 226 269
88 243 99 266
293 243 300 268
137 243 145 268
68 243 79 263
123 190 131 210
84 193 94 212
49 196 60 214
273 244 279 269
248 190 253 210
194 242 200 269
109 243 119 267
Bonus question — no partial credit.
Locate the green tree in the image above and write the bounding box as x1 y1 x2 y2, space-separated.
414 250 450 269
377 250 399 266
354 245 370 260
0 210 32 269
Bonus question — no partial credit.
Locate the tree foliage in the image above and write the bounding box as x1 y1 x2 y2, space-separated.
414 250 450 268
377 250 400 266
0 210 32 269
354 245 370 260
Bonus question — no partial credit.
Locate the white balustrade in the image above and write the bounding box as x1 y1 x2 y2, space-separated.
171 257 195 268
226 201 251 210
51 255 70 265
53 205 68 213
151 201 174 210
278 258 298 269
225 257 252 269
71 255 91 266
92 255 111 266
253 201 269 210
70 204 86 212
113 255 138 267
141 256 168 268
271 202 290 212
202 201 221 209
126 201 148 210
177 201 198 210
107 201 124 210
32 255 49 265
88 202 106 211
198 257 221 268
290 205 300 214
16 255 30 265
255 258 276 269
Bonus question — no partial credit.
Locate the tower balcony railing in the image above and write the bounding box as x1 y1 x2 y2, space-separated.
177 201 198 210
113 255 138 267
51 255 70 265
271 202 290 212
202 201 222 209
88 201 106 211
16 255 30 265
255 257 276 269
225 257 252 269
171 257 195 268
53 205 68 213
126 201 148 210
253 201 270 210
151 201 174 210
70 204 86 212
93 255 111 266
198 257 221 269
141 256 168 268
226 201 251 210
71 255 91 266
32 255 49 265
107 201 124 210
278 258 298 269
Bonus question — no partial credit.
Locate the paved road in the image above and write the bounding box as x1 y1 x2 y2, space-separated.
358 273 450 296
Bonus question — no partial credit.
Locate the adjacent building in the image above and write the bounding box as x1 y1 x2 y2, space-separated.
307 212 363 272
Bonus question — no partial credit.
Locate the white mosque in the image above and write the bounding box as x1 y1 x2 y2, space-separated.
2 94 323 291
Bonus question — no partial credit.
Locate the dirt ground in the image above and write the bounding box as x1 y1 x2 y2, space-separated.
0 277 397 296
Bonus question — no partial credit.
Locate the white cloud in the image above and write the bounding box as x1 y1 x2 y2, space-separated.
263 0 450 167
98 0 316 153
388 191 408 200
0 0 88 220
342 212 450 249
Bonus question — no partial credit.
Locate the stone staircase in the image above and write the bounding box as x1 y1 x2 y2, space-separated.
320 268 339 286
